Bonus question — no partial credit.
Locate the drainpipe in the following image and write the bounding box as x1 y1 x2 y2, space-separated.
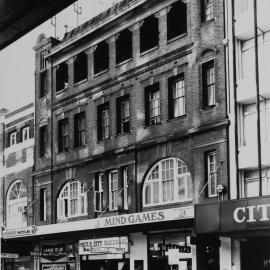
253 0 263 196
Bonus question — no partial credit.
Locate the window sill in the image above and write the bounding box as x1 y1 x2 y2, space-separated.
93 69 109 78
167 114 187 122
201 104 217 111
144 121 162 129
115 131 131 138
140 46 159 57
199 18 215 28
73 145 86 151
167 33 187 44
56 87 68 95
116 58 133 67
56 150 69 155
57 214 88 222
74 78 88 86
143 199 193 208
96 137 110 144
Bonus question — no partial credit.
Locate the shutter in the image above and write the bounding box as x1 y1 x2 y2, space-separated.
57 198 65 219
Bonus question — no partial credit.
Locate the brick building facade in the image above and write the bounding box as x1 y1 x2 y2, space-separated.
2 1 229 270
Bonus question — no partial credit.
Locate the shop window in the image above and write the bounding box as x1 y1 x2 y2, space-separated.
74 52 88 83
140 15 159 53
9 131 17 146
40 71 47 98
21 126 30 142
56 62 69 92
109 170 118 211
40 188 47 222
168 75 185 118
206 151 217 197
242 100 270 147
167 1 187 41
94 173 104 213
116 29 132 64
94 41 109 74
6 180 27 229
116 95 130 134
143 158 192 207
202 60 215 107
57 180 87 220
201 0 214 22
74 112 86 148
241 168 270 198
39 125 48 158
145 83 160 126
149 231 192 270
123 167 128 210
97 103 110 140
58 118 69 152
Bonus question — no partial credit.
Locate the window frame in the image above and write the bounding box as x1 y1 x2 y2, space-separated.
74 52 88 84
117 96 130 134
97 103 110 140
74 112 86 148
9 131 17 146
206 151 218 197
58 118 69 153
94 173 104 213
39 125 48 158
142 158 192 207
57 180 87 220
109 170 119 211
40 188 47 222
56 62 69 92
21 126 30 142
123 167 129 210
201 0 214 23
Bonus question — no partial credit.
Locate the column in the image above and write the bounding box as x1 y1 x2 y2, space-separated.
129 22 141 60
85 46 96 79
154 8 169 49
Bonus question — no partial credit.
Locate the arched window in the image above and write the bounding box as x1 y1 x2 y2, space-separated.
6 180 27 229
57 180 87 220
143 158 192 207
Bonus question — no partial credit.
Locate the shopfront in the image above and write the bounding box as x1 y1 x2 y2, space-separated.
195 196 270 270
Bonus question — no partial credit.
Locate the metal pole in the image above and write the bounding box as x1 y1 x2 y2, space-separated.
253 0 263 196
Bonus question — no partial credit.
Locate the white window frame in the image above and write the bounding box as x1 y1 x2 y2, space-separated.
102 108 110 139
6 180 27 229
10 132 17 146
204 0 214 22
123 167 128 210
94 173 104 213
41 188 47 222
149 89 160 125
57 180 87 220
22 126 30 142
142 158 192 207
172 77 185 117
109 170 118 211
207 151 217 197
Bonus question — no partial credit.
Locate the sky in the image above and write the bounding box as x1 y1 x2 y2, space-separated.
0 0 119 112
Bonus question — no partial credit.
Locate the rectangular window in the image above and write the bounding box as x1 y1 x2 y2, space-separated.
201 0 214 22
207 151 217 197
40 188 47 222
97 103 110 140
56 62 69 92
94 41 109 74
123 167 128 210
94 173 104 213
40 71 47 98
39 125 48 158
116 29 133 64
21 127 30 142
40 50 47 70
109 171 118 211
202 60 215 107
145 83 160 126
58 118 69 152
9 131 17 146
74 112 86 148
169 75 185 118
242 168 270 198
117 96 130 134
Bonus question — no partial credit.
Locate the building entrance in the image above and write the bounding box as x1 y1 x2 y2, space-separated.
241 237 270 270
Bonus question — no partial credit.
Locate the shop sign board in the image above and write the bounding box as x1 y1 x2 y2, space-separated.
42 244 66 256
41 264 66 270
2 226 37 239
1 253 19 259
79 236 129 255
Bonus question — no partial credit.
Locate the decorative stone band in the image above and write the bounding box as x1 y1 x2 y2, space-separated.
2 206 194 239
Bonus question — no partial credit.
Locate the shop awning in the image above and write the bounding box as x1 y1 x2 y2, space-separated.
195 196 270 234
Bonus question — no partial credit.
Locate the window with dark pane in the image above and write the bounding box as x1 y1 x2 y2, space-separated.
145 83 160 126
202 60 215 107
116 29 133 64
97 103 110 140
74 112 86 148
58 118 69 152
117 95 130 134
39 125 48 158
74 52 88 83
201 0 214 23
167 1 187 40
56 62 69 92
40 71 47 98
94 41 109 74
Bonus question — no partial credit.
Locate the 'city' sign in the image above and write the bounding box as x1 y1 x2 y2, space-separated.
233 204 270 223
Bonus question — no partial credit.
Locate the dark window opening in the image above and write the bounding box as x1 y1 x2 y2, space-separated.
40 50 47 70
140 15 159 53
58 118 69 153
40 71 47 98
56 62 68 92
202 60 215 107
74 52 88 83
97 103 110 140
145 83 160 126
167 1 187 40
116 29 133 64
116 95 130 134
201 0 214 23
40 188 47 222
94 41 109 74
74 112 86 148
39 125 48 158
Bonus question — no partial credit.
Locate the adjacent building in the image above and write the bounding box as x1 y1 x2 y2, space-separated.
2 1 229 270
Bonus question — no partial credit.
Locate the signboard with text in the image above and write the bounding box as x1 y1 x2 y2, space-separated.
2 226 37 239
